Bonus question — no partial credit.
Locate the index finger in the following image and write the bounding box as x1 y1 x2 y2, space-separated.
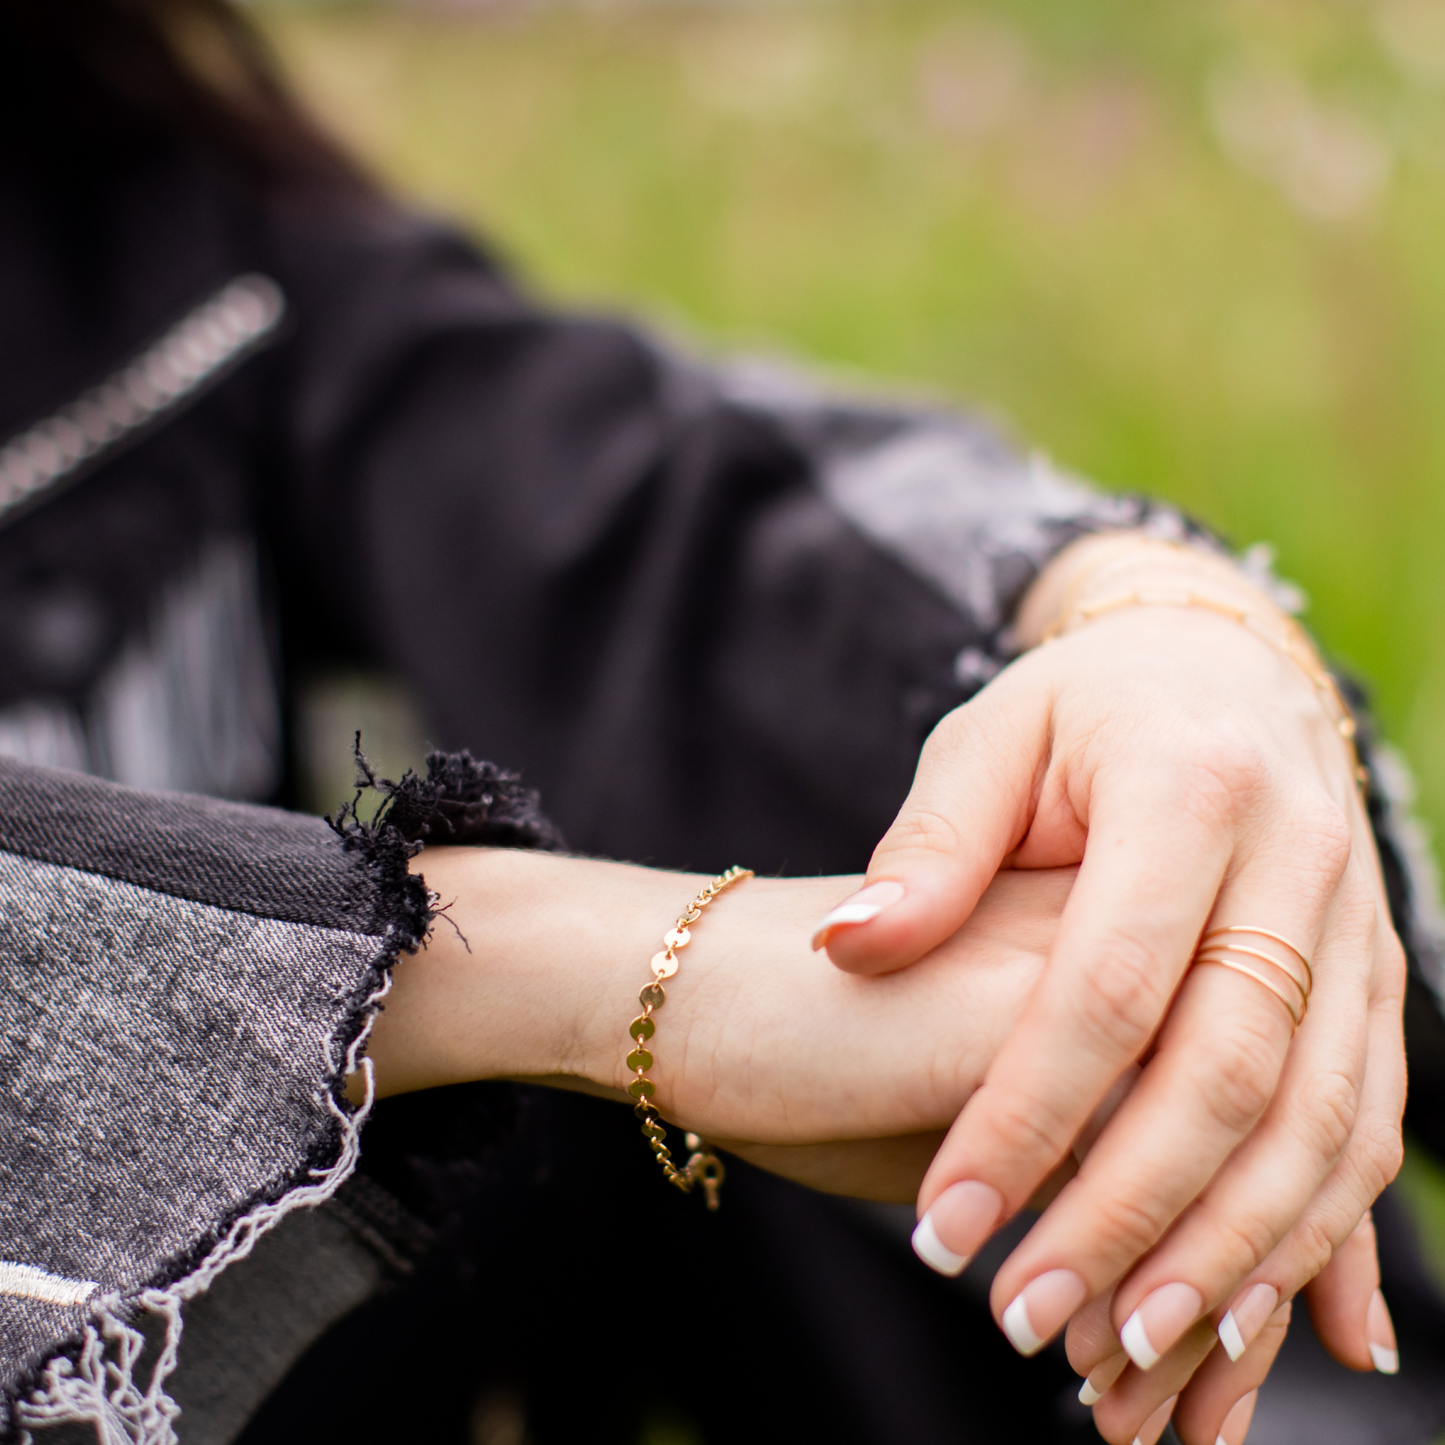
912 760 1235 1264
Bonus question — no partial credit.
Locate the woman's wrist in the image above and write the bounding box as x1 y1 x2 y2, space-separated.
362 847 705 1100
1017 530 1363 792
1015 531 1289 649
358 846 1063 1154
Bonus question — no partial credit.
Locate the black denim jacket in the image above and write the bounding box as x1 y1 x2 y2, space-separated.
1 145 1442 1442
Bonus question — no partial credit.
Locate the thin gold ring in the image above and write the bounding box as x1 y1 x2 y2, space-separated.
1194 943 1310 1012
1201 926 1313 993
1192 954 1305 1030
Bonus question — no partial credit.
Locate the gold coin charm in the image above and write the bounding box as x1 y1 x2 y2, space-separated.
651 950 679 979
629 1016 655 1041
639 983 666 1010
664 928 691 950
626 1047 654 1072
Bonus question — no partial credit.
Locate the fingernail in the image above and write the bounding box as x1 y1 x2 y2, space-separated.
1121 1282 1203 1370
1001 1268 1088 1356
1078 1351 1128 1406
1216 1389 1258 1445
1218 1283 1280 1362
1133 1393 1179 1445
1367 1288 1399 1374
810 880 906 950
912 1180 1004 1276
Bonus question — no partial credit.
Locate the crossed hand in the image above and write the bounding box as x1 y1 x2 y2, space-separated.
814 534 1405 1445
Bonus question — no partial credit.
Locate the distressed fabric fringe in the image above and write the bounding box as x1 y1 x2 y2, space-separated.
14 981 392 1445
5 745 560 1443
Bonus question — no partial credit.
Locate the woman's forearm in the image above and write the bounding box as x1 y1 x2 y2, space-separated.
359 848 1066 1176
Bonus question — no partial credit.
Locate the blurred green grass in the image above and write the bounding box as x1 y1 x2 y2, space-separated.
256 0 1445 1255
261 0 1445 810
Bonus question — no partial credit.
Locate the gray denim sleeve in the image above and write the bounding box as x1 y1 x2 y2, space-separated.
0 750 552 1444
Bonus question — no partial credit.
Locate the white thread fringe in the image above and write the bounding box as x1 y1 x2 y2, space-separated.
15 962 396 1445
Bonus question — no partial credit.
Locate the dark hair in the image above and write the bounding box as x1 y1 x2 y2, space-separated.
0 0 368 193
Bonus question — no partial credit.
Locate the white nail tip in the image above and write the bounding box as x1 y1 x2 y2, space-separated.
1121 1310 1160 1370
1215 1436 1229 1445
1002 1293 1044 1357
911 1214 968 1277
1218 1310 1246 1362
1078 1378 1104 1407
1370 1342 1399 1375
810 901 883 943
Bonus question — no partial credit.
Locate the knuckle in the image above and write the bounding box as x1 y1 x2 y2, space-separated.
979 1084 1076 1172
1292 1213 1338 1283
1286 790 1353 893
1192 1194 1277 1278
1310 794 1353 875
1078 932 1171 1053
1297 1069 1361 1162
1087 1187 1172 1265
878 804 966 862
1353 1120 1405 1196
1094 1417 1136 1445
1169 732 1269 823
1192 1021 1281 1135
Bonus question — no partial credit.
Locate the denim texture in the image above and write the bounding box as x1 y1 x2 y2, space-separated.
0 848 382 1432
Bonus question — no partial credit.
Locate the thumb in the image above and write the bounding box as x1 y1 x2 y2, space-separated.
818 675 1047 975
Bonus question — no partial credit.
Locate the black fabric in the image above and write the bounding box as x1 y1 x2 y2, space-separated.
2 134 1444 1445
0 149 983 860
239 1090 1103 1445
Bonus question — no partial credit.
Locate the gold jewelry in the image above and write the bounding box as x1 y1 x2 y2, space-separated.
627 866 753 1210
1192 925 1313 1031
1042 558 1365 791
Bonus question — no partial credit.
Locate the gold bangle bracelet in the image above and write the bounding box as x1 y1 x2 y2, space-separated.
627 866 753 1210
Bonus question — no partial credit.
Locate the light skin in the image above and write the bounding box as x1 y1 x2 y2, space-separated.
816 531 1407 1443
360 532 1405 1445
360 848 1074 1201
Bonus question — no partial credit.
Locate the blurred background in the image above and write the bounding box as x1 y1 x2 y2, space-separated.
255 0 1445 1310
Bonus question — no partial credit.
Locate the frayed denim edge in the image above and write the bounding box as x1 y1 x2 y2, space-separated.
7 759 441 1445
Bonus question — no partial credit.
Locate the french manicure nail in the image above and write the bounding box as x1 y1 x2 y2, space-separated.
1215 1389 1258 1445
911 1181 1003 1277
1367 1288 1399 1374
1218 1283 1280 1362
1078 1351 1128 1406
1121 1282 1203 1370
1001 1269 1088 1357
810 881 906 950
1132 1393 1179 1445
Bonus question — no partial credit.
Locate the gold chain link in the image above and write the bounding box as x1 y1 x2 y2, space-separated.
626 866 753 1210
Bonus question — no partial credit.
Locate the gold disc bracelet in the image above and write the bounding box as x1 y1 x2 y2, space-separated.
626 865 753 1211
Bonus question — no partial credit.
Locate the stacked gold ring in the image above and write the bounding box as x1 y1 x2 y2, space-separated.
1193 926 1313 1031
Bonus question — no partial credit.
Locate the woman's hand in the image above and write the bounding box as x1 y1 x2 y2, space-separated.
360 848 1071 1202
812 532 1408 1433
1066 1208 1394 1445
